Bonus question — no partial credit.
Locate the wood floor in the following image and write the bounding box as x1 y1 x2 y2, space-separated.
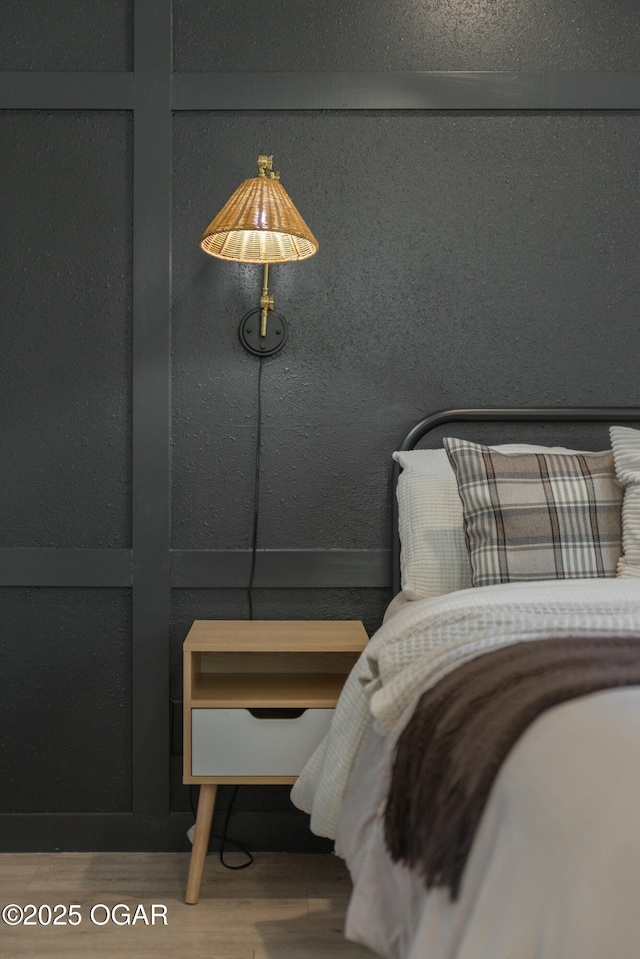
0 851 378 959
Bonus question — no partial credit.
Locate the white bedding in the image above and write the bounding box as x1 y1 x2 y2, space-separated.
291 578 640 838
290 578 640 959
337 686 640 959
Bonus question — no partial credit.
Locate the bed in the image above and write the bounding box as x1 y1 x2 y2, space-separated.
291 407 640 959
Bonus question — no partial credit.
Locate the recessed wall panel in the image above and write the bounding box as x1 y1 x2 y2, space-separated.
174 0 640 72
0 0 133 71
0 588 131 813
1 111 132 548
172 111 640 552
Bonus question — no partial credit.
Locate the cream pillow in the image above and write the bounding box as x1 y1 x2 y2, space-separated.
394 449 472 601
610 425 640 578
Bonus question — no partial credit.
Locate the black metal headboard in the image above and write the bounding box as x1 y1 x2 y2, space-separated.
391 406 640 596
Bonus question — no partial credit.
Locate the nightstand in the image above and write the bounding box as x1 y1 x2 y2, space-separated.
182 619 369 903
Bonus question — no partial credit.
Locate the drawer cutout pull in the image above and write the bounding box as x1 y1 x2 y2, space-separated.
247 708 306 720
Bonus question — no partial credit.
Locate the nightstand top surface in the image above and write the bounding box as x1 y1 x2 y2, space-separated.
184 619 368 652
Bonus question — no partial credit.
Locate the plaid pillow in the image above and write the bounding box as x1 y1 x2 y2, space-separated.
443 437 623 587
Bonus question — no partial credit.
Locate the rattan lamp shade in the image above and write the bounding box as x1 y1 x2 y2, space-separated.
200 175 319 264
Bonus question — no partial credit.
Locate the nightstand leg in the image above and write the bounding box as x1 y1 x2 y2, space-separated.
185 783 218 904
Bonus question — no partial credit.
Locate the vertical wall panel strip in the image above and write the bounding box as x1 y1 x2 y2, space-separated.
132 0 172 816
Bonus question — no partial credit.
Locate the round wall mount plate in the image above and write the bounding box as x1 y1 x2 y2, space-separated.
238 308 288 356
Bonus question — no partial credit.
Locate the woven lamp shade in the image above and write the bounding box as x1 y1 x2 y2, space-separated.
200 175 319 263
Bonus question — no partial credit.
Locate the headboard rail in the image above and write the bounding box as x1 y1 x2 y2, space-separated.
391 406 640 596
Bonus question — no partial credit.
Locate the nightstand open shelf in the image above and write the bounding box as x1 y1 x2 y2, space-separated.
182 619 368 904
191 671 352 708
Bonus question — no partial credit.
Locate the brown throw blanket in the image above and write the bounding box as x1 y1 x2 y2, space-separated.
384 635 640 900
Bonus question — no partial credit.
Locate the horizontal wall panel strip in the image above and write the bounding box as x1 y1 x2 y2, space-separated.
171 549 391 588
173 71 640 111
0 814 191 852
0 549 132 586
0 72 135 109
4 71 639 113
0 811 328 852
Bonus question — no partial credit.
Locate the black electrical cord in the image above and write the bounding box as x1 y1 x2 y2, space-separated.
190 357 264 871
247 356 264 621
218 785 254 869
189 785 254 869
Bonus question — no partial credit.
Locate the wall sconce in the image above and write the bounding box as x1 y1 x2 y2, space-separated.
199 155 319 356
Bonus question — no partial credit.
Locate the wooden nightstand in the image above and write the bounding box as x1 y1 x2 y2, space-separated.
182 619 368 903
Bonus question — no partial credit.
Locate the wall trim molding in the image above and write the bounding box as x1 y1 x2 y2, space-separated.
3 71 640 112
170 549 391 588
0 812 330 853
0 549 391 589
0 549 132 587
129 0 173 818
172 71 640 111
0 72 134 109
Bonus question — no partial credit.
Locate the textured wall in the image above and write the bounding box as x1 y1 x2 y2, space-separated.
0 111 132 818
3 0 640 847
173 0 640 72
0 0 133 71
172 110 640 552
0 589 131 812
0 111 132 548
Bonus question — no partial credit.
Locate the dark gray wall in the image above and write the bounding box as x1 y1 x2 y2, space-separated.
173 110 640 555
173 0 640 71
2 0 640 852
1 111 132 548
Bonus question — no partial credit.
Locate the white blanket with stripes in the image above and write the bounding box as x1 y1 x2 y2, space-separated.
290 578 640 838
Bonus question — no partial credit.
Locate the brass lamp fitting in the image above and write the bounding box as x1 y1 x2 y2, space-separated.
260 263 275 337
257 155 280 180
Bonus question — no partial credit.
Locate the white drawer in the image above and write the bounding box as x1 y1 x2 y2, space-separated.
191 708 334 777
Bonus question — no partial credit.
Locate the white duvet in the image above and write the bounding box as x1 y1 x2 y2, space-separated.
291 579 640 959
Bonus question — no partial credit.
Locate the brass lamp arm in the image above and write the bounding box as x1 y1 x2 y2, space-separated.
237 264 287 356
259 263 275 337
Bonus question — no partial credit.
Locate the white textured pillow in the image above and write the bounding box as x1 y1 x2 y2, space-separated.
394 449 472 601
610 426 640 578
394 443 592 601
